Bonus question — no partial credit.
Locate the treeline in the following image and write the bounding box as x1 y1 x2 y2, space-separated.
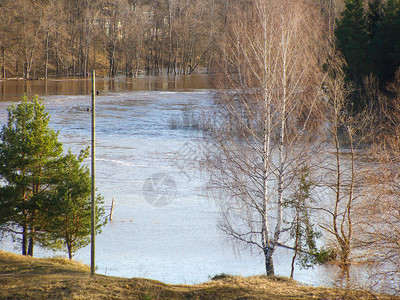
0 0 231 79
0 0 346 79
1 0 398 88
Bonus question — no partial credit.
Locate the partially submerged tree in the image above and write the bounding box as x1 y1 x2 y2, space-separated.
319 58 374 283
356 68 400 295
360 136 400 294
205 0 327 276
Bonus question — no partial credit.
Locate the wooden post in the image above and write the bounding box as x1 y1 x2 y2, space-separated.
91 70 96 277
110 198 115 221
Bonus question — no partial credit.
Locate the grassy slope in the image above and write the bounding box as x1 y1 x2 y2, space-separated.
0 250 397 300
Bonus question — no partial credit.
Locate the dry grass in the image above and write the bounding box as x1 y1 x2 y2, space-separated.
0 250 397 300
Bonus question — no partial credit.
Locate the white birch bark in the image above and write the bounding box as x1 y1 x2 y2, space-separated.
205 0 327 276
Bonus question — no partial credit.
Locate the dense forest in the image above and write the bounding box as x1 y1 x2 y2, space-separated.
0 0 342 79
0 0 225 78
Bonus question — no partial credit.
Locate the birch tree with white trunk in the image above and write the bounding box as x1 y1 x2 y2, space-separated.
204 0 327 276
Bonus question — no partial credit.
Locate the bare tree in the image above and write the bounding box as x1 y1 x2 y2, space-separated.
360 140 400 294
355 69 400 295
5 0 44 79
318 57 374 284
40 1 66 79
0 0 16 79
204 0 326 276
0 0 221 78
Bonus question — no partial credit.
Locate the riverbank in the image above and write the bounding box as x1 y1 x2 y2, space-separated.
0 250 395 300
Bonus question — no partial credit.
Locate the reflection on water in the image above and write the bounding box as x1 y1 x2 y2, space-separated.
0 74 211 102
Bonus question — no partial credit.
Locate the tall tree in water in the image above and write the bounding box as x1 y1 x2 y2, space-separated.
320 58 374 283
205 0 326 276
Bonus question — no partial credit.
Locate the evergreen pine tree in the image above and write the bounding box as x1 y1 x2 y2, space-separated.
370 0 400 84
335 0 370 84
43 149 106 259
367 0 384 37
0 96 106 258
0 96 63 256
287 165 322 279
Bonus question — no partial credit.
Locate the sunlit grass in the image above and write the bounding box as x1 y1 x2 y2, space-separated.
0 250 395 299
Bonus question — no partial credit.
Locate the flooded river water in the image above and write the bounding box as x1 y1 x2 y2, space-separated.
0 75 333 286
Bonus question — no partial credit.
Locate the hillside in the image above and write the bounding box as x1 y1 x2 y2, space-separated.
0 250 396 300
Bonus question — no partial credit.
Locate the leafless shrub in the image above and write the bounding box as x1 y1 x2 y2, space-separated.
354 68 400 295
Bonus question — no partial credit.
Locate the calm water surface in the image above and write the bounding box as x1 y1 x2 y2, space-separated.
0 75 332 285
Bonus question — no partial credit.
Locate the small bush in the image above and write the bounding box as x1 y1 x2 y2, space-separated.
313 247 338 264
210 273 234 281
168 107 214 132
142 293 153 300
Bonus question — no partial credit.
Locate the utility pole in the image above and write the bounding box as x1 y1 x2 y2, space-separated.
91 70 96 277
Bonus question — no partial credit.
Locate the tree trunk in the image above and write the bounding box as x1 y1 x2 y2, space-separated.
68 243 73 260
290 224 300 279
168 9 173 74
28 236 34 256
109 36 117 77
264 247 274 276
290 249 297 279
56 49 59 75
22 220 27 255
